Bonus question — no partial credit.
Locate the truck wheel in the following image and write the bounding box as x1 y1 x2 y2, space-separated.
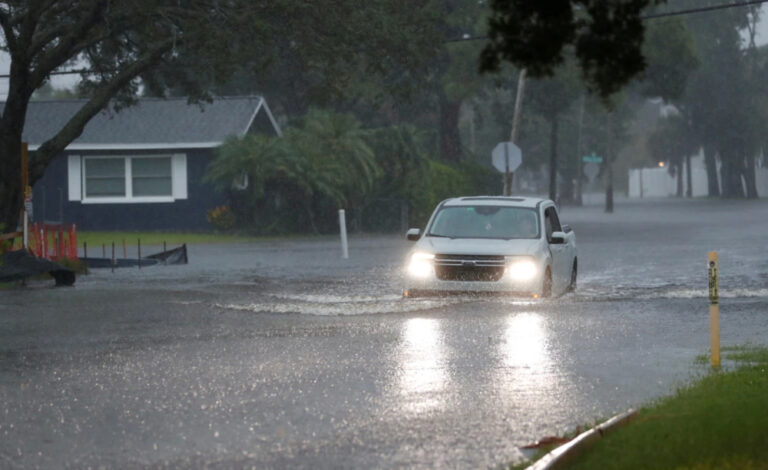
567 259 577 293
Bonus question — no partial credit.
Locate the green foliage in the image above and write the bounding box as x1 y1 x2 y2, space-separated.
565 347 768 470
206 108 500 233
408 160 499 227
213 0 440 115
287 109 380 206
640 17 699 102
369 124 430 200
481 0 665 99
673 3 766 198
205 134 286 198
206 206 236 231
207 109 379 233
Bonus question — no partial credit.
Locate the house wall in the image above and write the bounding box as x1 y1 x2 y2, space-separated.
33 148 227 231
627 167 709 197
629 151 768 198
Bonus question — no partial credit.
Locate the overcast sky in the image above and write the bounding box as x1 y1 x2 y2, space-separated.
2 5 768 98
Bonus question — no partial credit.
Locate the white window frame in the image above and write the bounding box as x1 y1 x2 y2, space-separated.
73 154 187 204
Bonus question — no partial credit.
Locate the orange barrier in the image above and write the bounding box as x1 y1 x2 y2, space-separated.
28 223 78 261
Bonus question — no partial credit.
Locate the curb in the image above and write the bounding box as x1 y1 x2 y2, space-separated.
525 409 637 470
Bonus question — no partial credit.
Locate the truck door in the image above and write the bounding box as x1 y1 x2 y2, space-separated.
544 205 568 292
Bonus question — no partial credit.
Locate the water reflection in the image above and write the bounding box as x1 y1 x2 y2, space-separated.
503 313 549 372
494 313 564 411
398 318 447 414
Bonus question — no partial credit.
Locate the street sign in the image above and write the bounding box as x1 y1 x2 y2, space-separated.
24 198 33 219
584 162 600 183
582 152 603 164
492 141 522 173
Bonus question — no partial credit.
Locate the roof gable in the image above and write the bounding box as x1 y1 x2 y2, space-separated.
8 96 280 150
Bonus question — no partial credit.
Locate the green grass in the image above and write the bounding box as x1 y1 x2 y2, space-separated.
76 231 265 247
558 346 768 470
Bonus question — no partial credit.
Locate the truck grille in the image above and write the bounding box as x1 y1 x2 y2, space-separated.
434 254 506 282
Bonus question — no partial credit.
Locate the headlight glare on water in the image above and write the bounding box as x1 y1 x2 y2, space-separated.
408 252 435 278
506 258 537 281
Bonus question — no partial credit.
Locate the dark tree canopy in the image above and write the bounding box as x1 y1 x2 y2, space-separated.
0 0 264 229
0 0 437 230
480 0 664 98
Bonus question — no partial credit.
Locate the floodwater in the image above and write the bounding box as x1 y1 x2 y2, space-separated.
1 198 767 468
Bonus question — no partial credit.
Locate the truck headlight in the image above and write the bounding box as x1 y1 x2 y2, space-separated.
408 252 434 278
506 258 537 281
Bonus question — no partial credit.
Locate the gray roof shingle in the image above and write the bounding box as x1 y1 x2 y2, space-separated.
6 96 279 150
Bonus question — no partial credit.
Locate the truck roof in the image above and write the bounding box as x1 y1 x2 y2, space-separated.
441 196 550 209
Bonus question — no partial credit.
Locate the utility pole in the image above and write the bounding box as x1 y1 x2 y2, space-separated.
575 94 586 206
505 69 526 196
605 113 614 213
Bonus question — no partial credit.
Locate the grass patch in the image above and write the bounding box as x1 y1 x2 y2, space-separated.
77 231 264 247
56 258 88 275
558 346 768 470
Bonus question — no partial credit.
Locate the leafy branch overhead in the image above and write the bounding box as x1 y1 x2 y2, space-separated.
480 0 665 98
0 1 260 180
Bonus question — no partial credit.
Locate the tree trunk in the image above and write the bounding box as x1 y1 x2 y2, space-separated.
744 154 758 199
719 151 745 198
439 96 463 162
685 155 692 197
676 163 683 197
605 114 614 213
559 172 574 205
549 115 559 202
703 146 720 197
559 120 576 205
305 201 319 234
0 61 34 232
575 94 586 206
0 137 23 231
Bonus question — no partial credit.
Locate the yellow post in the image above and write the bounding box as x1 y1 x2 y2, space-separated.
708 252 720 367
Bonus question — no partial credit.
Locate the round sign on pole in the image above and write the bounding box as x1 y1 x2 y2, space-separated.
492 142 522 173
584 162 600 183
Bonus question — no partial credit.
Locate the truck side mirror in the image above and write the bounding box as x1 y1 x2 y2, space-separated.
406 228 421 241
550 231 566 244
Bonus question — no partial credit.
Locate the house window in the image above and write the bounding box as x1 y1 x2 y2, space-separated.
71 154 187 203
84 158 126 197
132 157 172 196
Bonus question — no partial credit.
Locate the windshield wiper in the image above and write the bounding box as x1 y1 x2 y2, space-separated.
428 233 454 239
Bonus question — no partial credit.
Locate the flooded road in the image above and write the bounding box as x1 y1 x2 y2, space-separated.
2 199 768 468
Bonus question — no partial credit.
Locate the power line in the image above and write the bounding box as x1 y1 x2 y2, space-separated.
2 0 767 79
446 0 768 43
642 0 768 20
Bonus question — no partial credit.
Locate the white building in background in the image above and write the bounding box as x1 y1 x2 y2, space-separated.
628 152 768 198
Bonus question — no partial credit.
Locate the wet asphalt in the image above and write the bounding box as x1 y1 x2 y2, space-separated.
1 198 768 469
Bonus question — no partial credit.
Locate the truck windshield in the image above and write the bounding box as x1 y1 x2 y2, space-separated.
428 206 540 239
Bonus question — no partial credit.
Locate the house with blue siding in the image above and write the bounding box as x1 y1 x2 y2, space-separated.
18 96 280 231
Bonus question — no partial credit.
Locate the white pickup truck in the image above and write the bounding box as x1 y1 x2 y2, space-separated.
403 196 577 298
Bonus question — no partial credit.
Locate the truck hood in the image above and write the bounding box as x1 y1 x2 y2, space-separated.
417 237 542 256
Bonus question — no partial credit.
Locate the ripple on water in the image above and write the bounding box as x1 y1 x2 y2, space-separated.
215 293 469 316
